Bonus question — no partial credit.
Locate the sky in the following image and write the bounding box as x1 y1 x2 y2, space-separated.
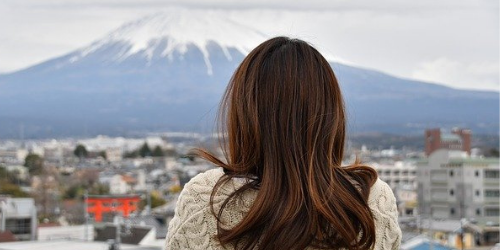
0 0 498 91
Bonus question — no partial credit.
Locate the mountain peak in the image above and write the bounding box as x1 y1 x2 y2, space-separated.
68 9 269 74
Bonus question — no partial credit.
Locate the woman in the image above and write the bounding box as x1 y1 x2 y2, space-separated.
166 37 401 250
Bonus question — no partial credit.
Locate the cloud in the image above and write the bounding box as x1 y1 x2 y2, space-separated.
4 0 498 11
412 58 499 91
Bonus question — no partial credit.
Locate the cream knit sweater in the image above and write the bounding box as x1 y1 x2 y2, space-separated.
166 168 401 250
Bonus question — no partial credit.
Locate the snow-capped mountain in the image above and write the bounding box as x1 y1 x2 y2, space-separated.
67 10 267 75
0 10 497 138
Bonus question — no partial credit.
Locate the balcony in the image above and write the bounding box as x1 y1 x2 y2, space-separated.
431 175 448 184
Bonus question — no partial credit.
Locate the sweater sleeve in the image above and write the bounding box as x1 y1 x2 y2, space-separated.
165 168 224 250
368 179 402 250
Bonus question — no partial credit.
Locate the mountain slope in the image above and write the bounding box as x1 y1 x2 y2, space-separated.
0 10 497 138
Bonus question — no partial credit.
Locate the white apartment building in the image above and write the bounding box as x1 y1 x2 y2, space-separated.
417 149 500 225
372 161 417 190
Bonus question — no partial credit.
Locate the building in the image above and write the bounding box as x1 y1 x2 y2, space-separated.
0 239 163 250
417 149 500 245
86 195 140 222
425 128 471 156
0 197 37 241
105 147 123 162
110 174 139 194
373 161 417 190
78 135 169 155
0 148 28 164
94 223 156 246
401 235 455 250
37 224 94 241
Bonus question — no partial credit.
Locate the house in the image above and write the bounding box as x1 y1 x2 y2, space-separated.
0 196 37 241
110 174 137 194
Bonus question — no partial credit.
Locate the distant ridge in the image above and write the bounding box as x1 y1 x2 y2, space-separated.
0 9 497 138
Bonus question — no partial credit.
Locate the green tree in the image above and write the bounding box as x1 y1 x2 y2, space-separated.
490 148 499 157
74 144 88 159
24 153 44 175
0 182 29 197
139 143 152 158
63 185 83 199
150 192 166 208
140 191 166 209
152 146 164 157
124 150 139 158
98 151 107 160
89 183 109 196
0 166 13 182
63 183 109 200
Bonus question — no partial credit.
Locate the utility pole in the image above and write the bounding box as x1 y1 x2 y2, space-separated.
460 164 465 250
84 191 89 241
115 215 121 250
429 216 434 250
0 201 6 232
147 188 151 215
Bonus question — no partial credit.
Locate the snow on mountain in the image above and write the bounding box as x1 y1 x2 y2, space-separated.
68 9 268 75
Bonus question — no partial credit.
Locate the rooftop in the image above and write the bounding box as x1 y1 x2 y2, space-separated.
0 240 161 250
448 157 499 165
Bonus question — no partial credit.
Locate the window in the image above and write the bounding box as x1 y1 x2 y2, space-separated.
476 209 481 215
485 190 500 198
5 218 31 234
475 170 479 177
450 189 454 196
450 208 455 215
476 190 480 196
450 170 454 177
485 170 500 179
485 208 500 217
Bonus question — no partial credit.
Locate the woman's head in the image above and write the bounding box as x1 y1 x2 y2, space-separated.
223 37 346 176
196 37 377 250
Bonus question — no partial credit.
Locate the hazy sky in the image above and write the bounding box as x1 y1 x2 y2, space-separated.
0 0 498 91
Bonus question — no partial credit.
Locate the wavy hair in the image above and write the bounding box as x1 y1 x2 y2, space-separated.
195 37 378 250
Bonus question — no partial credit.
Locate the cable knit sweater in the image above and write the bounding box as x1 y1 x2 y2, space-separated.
166 168 401 250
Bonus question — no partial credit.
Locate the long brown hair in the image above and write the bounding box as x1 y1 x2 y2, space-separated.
195 37 378 250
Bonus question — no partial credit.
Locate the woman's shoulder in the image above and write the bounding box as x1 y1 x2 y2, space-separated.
184 167 225 189
179 167 252 205
368 178 393 200
367 178 397 211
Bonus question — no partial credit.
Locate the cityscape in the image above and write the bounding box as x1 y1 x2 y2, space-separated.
0 128 498 249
